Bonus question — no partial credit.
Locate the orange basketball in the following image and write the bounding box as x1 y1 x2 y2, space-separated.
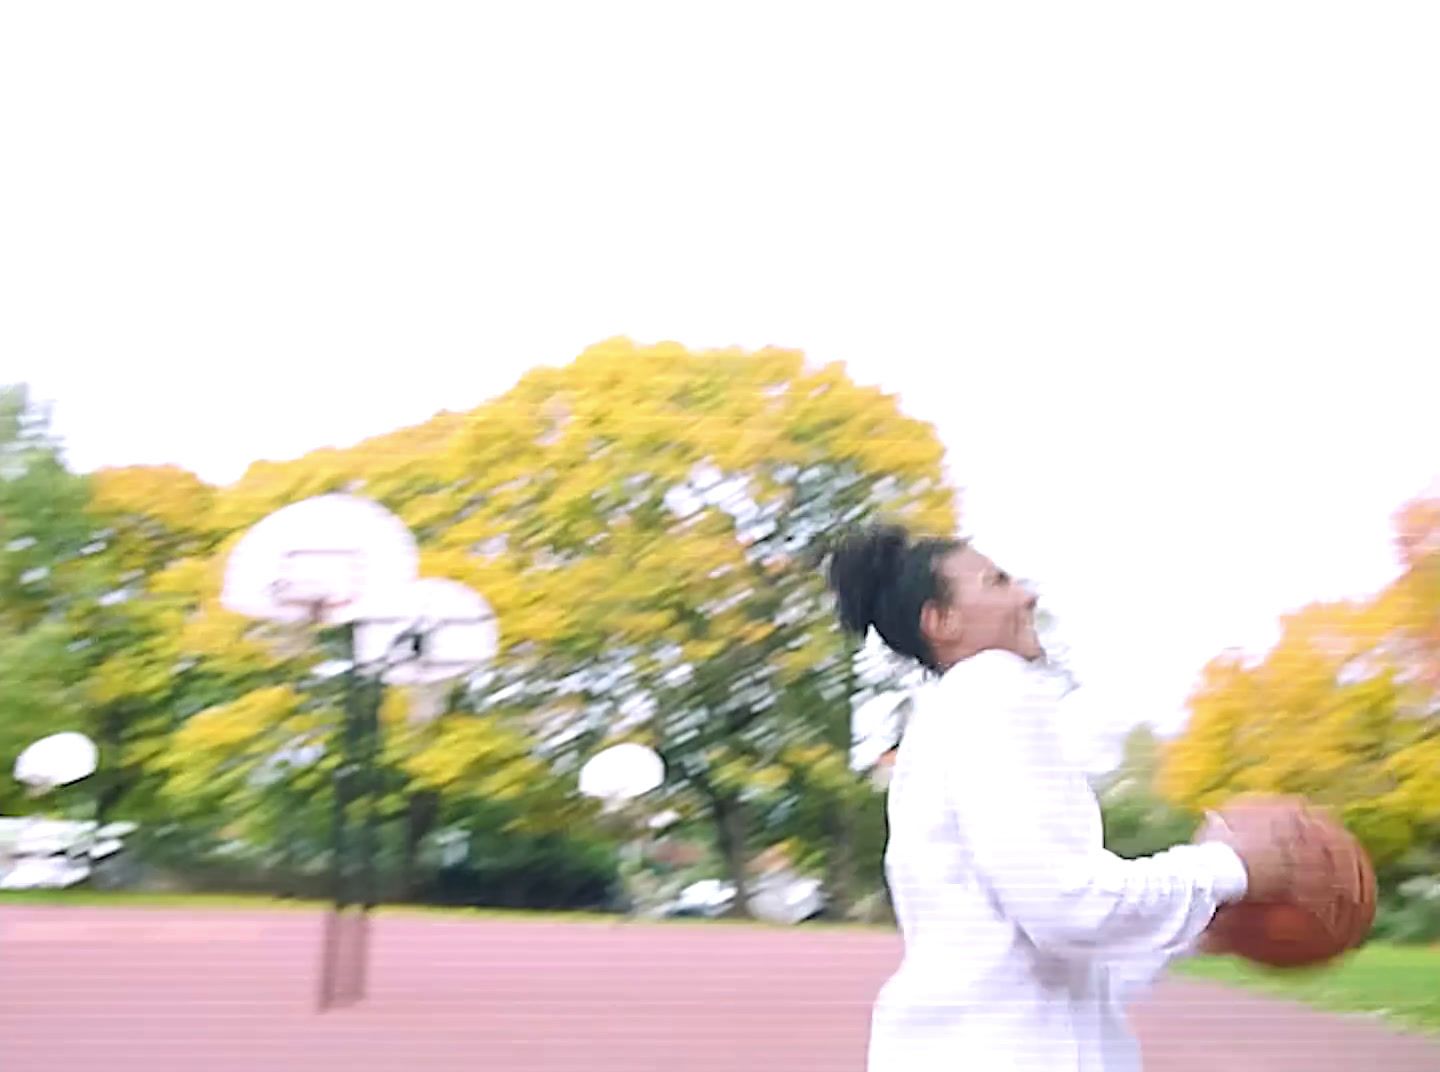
1194 796 1377 969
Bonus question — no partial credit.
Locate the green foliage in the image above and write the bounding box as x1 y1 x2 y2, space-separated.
1095 724 1201 859
1100 791 1199 860
0 386 102 811
424 827 622 911
1370 876 1440 945
0 385 98 629
0 622 86 807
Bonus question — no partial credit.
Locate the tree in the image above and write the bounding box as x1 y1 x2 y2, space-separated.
1157 492 1440 870
74 465 254 823
1382 490 1440 702
9 342 955 908
1097 723 1198 859
0 385 97 812
206 339 957 913
0 401 234 823
0 386 98 627
406 339 956 914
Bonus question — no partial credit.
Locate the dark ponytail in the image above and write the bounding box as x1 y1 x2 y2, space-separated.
826 523 964 672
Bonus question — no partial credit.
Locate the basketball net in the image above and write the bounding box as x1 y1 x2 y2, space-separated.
264 594 338 660
23 778 56 800
407 681 448 726
268 622 316 661
269 571 356 628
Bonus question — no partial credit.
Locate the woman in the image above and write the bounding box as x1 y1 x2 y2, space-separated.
827 523 1292 1071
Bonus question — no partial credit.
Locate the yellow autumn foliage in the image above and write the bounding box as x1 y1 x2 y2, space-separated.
155 685 319 802
88 465 219 576
69 338 956 857
1161 548 1440 865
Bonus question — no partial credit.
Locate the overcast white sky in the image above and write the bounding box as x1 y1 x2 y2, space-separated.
3 3 1437 752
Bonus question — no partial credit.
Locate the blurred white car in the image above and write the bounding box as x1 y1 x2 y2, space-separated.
0 818 136 890
664 878 735 918
662 874 827 924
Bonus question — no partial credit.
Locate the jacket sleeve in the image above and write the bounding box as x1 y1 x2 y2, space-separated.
945 670 1248 962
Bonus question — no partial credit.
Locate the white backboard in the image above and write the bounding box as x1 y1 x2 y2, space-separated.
221 494 419 624
14 732 98 790
578 743 665 804
354 577 500 685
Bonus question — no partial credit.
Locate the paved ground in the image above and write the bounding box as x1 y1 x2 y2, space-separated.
0 907 1435 1071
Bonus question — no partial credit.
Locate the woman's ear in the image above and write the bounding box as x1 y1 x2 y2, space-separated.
919 598 961 645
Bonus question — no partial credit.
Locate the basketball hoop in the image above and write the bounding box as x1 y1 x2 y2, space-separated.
218 493 502 1015
269 549 365 620
259 619 320 662
267 589 345 627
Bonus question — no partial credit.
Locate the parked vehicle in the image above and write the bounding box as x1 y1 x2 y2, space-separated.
660 874 827 923
0 818 136 890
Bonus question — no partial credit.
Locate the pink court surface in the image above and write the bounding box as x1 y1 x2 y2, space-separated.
1 905 1436 1072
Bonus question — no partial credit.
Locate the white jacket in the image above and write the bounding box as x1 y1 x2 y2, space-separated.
869 650 1248 1072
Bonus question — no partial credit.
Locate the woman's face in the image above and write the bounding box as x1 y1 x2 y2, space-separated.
922 546 1043 669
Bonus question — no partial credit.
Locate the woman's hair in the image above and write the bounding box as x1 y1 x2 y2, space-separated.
826 523 965 672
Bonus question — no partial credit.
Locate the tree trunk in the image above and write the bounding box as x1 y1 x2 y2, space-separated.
399 791 439 901
94 712 128 825
711 792 754 918
94 770 127 826
822 637 862 918
823 800 856 920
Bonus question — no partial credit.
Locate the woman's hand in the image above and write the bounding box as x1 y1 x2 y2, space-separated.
1195 800 1335 905
1195 905 1236 956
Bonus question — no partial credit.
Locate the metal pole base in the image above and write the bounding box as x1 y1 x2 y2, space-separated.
317 906 371 1012
317 623 381 1014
